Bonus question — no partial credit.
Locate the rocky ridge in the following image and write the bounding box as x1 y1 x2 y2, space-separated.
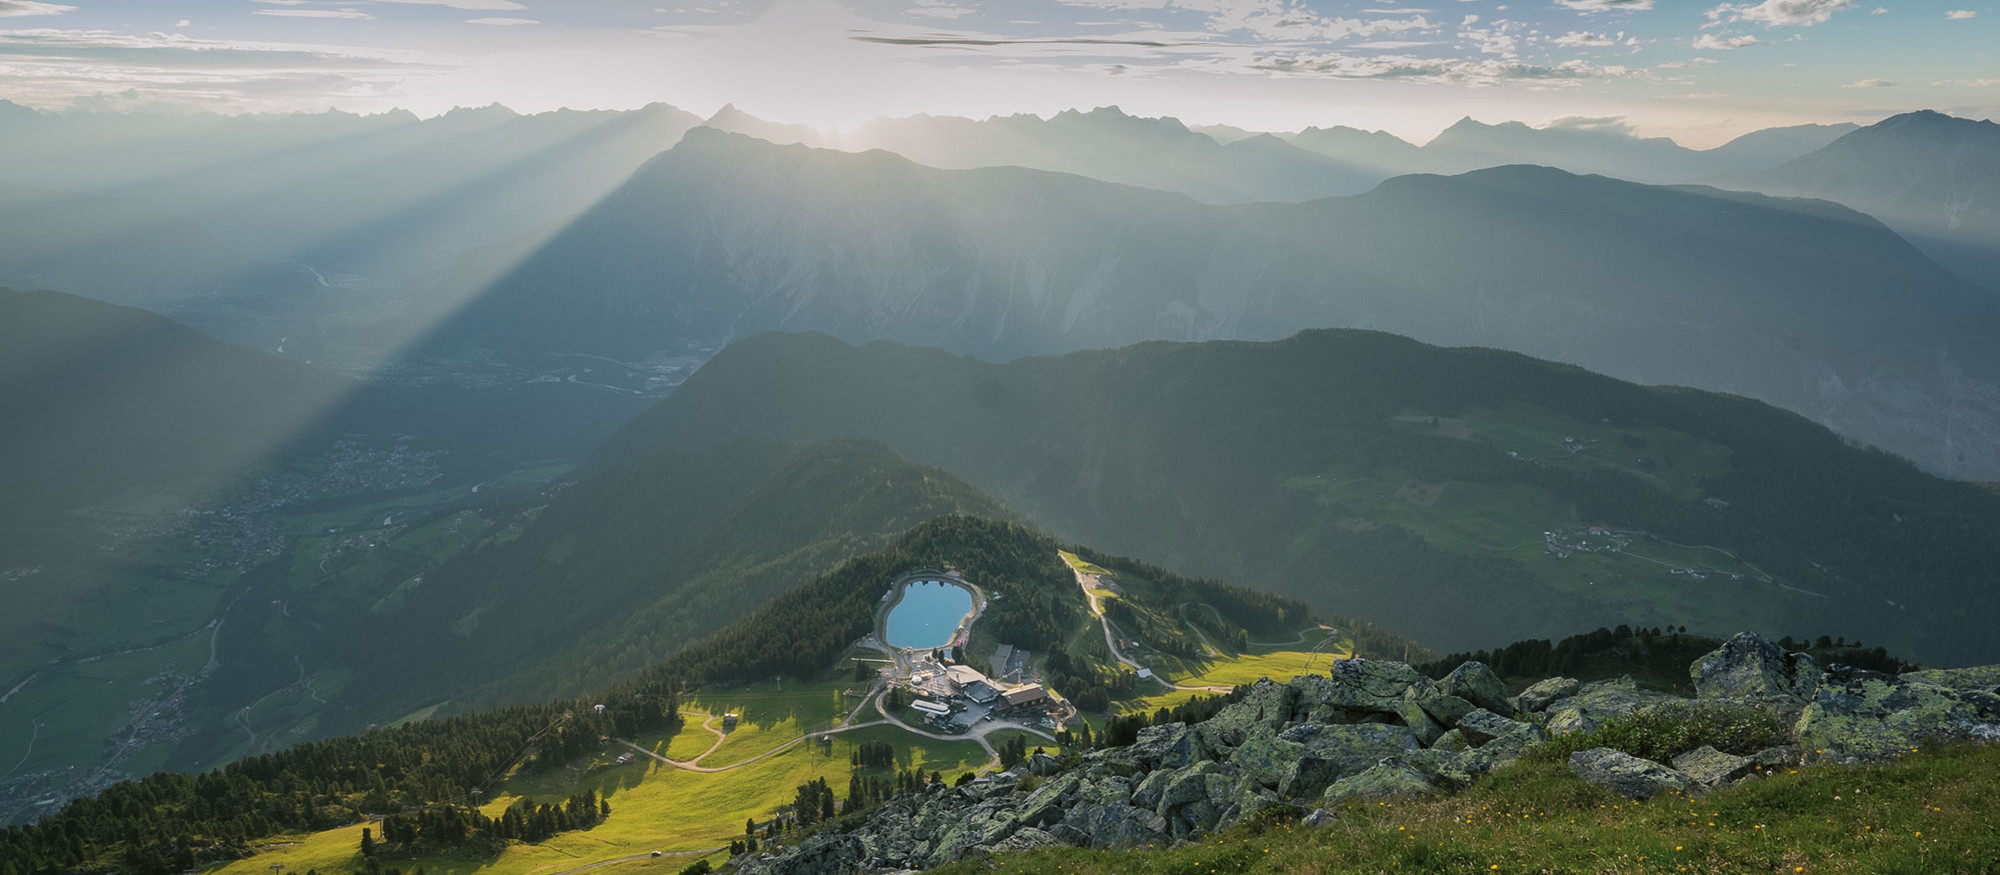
738 632 2000 874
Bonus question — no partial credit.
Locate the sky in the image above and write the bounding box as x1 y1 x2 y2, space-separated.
0 0 1995 146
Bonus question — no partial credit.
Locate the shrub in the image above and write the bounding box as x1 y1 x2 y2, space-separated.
1526 702 1788 764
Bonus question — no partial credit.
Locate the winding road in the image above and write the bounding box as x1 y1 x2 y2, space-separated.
1059 554 1234 693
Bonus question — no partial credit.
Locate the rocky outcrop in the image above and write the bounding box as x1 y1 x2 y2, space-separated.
737 633 2000 874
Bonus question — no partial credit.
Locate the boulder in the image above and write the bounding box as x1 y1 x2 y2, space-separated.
1301 807 1337 828
1277 722 1423 779
1545 677 1678 735
1275 752 1340 802
1456 709 1533 747
1406 682 1480 728
1670 745 1756 787
1443 661 1515 716
1197 680 1298 751
1431 729 1470 752
1131 767 1175 809
1691 632 1821 718
1228 733 1310 790
1392 692 1447 745
1515 677 1583 713
990 826 1060 853
1061 802 1168 849
1298 659 1430 722
1567 747 1700 799
1028 752 1064 777
1460 721 1547 777
1127 722 1190 765
1900 665 2000 695
1795 666 2000 761
1322 758 1437 804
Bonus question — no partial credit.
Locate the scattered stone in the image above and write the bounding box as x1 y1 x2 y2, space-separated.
1456 709 1533 747
1567 747 1699 799
1515 676 1583 713
1796 666 2000 761
1671 745 1756 787
1692 632 1820 719
1901 665 2000 695
1443 661 1515 716
1322 758 1436 804
1431 728 1470 752
1545 676 1672 735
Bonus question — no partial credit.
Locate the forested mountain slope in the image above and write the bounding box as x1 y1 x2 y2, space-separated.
429 129 2000 480
593 329 2000 667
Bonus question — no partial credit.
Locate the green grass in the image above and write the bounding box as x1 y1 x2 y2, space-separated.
1164 646 1352 689
931 744 2000 875
206 717 992 875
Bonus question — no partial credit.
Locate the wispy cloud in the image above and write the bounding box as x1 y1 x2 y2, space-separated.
467 17 539 26
1705 0 1855 28
1554 0 1655 12
370 0 527 9
1692 32 1759 49
0 1 75 16
1841 77 1896 87
1945 10 1976 19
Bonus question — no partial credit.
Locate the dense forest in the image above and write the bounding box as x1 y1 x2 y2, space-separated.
1417 625 1914 694
0 685 677 874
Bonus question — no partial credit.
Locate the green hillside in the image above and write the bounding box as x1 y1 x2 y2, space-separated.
591 329 2000 668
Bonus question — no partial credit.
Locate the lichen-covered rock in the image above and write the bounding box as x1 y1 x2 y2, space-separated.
1671 745 1755 787
1322 758 1437 804
1545 676 1679 735
1227 732 1309 790
1516 676 1583 713
1406 682 1480 728
1276 753 1340 802
1198 680 1298 751
735 832 865 875
1443 661 1515 717
1568 747 1700 799
1393 691 1448 745
1277 722 1423 779
1127 722 1190 765
1692 632 1821 718
1062 801 1168 848
1028 751 1064 777
1431 728 1470 752
1459 721 1547 778
1900 665 2000 695
1456 709 1533 747
1131 767 1175 809
1796 666 2000 761
1016 772 1082 826
991 826 1060 853
1300 658 1430 721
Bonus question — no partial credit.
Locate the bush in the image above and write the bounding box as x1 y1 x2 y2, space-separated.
1526 703 1788 765
677 860 711 875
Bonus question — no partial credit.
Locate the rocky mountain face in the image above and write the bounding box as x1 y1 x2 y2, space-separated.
1755 111 2000 291
739 633 2000 874
442 129 2000 479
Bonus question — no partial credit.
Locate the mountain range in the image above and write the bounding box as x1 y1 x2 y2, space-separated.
430 127 2000 480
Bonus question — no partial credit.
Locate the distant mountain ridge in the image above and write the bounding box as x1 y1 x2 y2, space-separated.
1753 110 2000 291
434 128 2000 480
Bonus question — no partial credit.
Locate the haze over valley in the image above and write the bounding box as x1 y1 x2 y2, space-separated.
5 1 2000 872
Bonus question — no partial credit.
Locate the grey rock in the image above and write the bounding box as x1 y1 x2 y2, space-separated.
1197 680 1298 751
1228 732 1310 790
1568 747 1699 799
1278 722 1423 779
1796 665 2000 761
1300 658 1430 721
1028 752 1064 777
1900 665 2000 695
990 826 1059 853
1545 677 1679 735
1276 753 1340 802
1301 807 1337 828
1393 692 1447 745
1691 632 1821 718
1456 709 1533 746
1431 728 1470 752
1322 758 1437 804
1407 683 1480 728
1515 677 1583 713
1443 661 1515 716
1671 745 1755 787
1131 768 1175 809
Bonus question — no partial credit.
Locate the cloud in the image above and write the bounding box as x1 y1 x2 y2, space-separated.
1841 78 1896 87
467 17 539 25
0 27 436 112
1554 0 1655 12
1543 114 1634 133
1251 51 1635 86
1552 30 1619 46
1946 10 1976 19
0 1 75 16
908 0 975 19
368 0 527 9
1706 0 1855 28
1692 32 1759 49
256 9 377 18
1934 78 2000 87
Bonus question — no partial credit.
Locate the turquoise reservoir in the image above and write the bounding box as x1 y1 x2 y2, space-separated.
884 580 974 649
